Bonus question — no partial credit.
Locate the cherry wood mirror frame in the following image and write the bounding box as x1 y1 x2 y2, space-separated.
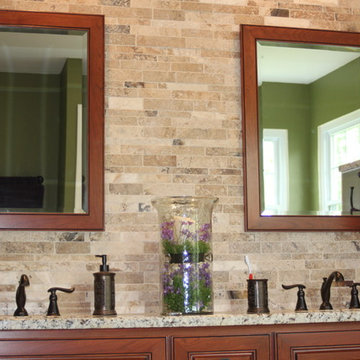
0 10 104 230
241 24 360 231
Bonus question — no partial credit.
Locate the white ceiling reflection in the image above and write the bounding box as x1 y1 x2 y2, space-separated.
0 31 86 74
257 42 360 85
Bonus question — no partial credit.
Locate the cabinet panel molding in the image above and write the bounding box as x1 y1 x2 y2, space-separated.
190 352 254 359
0 337 165 359
173 335 270 360
0 356 151 360
277 330 360 360
294 347 360 360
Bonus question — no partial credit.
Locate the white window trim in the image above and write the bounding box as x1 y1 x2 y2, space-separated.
318 108 360 213
262 128 289 214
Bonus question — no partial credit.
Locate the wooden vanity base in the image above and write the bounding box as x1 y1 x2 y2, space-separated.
1 321 360 359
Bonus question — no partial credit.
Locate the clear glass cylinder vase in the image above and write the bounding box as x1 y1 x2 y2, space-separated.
152 196 218 315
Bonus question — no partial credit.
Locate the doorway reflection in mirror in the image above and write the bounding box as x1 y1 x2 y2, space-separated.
0 27 88 213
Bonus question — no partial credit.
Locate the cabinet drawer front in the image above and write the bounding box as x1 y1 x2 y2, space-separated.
0 356 150 360
173 335 270 360
277 330 360 360
0 338 165 360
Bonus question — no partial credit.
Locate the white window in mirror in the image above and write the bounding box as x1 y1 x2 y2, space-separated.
262 129 289 215
318 109 360 213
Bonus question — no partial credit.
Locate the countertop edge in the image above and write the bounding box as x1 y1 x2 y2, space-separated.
1 310 360 330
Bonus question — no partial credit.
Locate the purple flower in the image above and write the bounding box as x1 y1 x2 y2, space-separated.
163 284 174 295
199 262 212 287
199 223 211 242
181 228 194 240
181 221 194 226
161 221 174 242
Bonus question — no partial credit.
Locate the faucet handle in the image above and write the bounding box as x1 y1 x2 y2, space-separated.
348 282 360 309
282 284 305 290
282 284 308 311
47 287 75 316
48 287 75 294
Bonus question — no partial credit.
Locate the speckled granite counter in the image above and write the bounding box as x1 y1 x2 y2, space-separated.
1 310 360 330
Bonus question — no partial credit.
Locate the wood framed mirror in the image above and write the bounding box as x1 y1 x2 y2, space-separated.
241 24 360 231
0 10 104 230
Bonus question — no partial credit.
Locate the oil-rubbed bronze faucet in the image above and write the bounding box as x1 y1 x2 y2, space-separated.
320 271 347 310
47 287 75 316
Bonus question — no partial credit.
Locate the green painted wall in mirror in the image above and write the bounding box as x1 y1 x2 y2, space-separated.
259 57 360 215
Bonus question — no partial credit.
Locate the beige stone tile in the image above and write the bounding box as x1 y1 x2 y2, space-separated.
181 2 214 12
171 62 204 72
264 16 311 27
166 82 209 91
176 155 228 169
175 72 225 85
143 183 195 196
55 243 90 254
143 71 176 83
0 242 54 254
340 0 360 8
137 35 186 48
294 0 338 4
143 155 177 166
109 183 144 195
153 9 185 21
107 33 136 45
173 174 222 184
181 28 213 38
144 98 193 111
108 97 144 110
176 128 227 140
106 154 143 167
171 146 205 156
290 9 335 20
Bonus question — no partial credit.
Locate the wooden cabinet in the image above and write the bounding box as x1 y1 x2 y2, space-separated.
277 328 360 360
173 334 270 359
2 322 360 360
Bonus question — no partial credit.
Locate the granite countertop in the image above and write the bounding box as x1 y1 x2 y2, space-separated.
1 310 360 330
339 159 360 173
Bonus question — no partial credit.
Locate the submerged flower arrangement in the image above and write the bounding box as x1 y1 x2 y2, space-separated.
152 196 218 315
163 262 212 314
160 218 213 314
160 219 211 256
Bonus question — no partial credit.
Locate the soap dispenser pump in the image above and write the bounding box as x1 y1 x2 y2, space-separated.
93 255 117 316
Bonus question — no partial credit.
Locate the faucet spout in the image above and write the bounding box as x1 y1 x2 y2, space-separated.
320 271 344 310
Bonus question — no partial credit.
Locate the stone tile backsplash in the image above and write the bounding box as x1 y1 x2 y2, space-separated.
1 0 360 316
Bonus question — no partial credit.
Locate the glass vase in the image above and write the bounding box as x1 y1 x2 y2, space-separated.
152 196 218 315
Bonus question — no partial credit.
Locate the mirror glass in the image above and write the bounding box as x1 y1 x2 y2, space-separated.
241 25 360 231
0 27 88 213
257 40 360 216
0 10 104 230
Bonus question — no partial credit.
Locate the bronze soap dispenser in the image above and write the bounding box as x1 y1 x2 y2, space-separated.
93 255 117 316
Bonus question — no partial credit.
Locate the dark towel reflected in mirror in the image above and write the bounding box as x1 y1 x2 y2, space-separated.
0 176 44 210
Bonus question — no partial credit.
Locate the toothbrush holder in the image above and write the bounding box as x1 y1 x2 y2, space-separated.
247 279 270 314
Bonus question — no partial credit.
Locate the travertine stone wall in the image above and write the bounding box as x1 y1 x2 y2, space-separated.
1 0 360 316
